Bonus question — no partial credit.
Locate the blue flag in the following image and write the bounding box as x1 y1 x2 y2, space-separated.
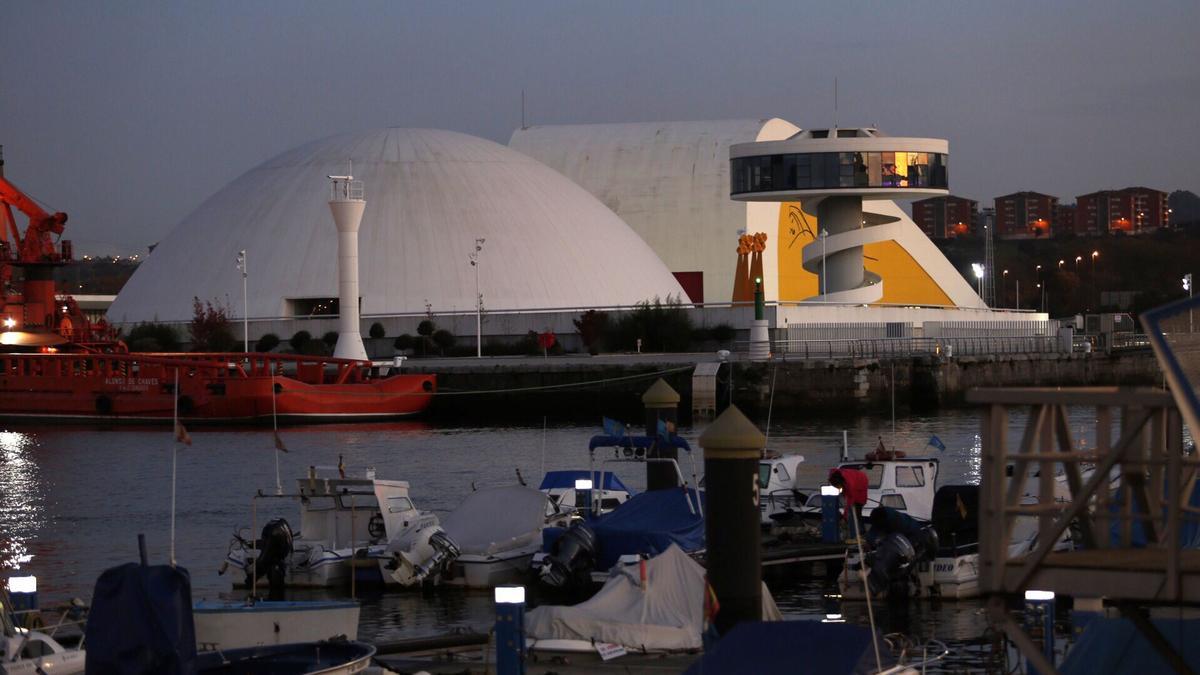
657 418 676 441
602 417 626 437
928 435 946 452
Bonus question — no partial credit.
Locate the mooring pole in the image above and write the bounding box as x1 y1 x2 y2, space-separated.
699 405 764 635
643 378 681 491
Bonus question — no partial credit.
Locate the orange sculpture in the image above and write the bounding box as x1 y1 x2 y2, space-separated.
731 232 767 303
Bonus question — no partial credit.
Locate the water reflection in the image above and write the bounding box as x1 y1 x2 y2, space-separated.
0 430 40 572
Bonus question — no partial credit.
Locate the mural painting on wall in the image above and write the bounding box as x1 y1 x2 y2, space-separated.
731 232 767 303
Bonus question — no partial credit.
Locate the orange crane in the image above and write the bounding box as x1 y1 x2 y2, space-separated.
0 145 77 335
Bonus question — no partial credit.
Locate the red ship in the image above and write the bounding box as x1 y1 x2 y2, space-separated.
0 149 435 422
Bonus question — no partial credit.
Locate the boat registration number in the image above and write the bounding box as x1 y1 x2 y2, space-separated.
933 562 955 573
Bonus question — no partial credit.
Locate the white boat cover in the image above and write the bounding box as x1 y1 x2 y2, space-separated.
526 544 782 651
441 485 549 556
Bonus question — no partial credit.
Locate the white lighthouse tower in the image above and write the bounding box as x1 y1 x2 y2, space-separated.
328 173 369 361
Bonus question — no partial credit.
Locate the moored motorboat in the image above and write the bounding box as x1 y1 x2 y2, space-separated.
192 599 360 652
432 484 566 588
223 469 441 589
1 581 85 675
194 640 375 674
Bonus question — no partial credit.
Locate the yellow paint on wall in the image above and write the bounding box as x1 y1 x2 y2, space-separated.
863 241 954 306
774 202 955 306
776 202 819 300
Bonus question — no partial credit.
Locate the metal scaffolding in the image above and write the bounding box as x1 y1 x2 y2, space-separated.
968 386 1197 674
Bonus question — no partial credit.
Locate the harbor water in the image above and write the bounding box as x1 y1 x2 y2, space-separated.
0 406 1133 670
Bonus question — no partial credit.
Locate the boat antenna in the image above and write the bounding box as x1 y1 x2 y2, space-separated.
833 76 838 129
271 371 282 495
540 415 547 478
170 368 181 567
850 507 883 672
764 363 778 449
521 89 527 130
890 361 896 452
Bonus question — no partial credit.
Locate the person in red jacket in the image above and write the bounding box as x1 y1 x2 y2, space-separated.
828 467 870 532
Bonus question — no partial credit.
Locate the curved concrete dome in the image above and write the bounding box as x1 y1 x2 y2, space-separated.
108 128 686 323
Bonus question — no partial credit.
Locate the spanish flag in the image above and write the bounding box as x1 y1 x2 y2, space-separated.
174 419 192 446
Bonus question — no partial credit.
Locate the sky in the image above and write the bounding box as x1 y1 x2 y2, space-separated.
2 1 1198 255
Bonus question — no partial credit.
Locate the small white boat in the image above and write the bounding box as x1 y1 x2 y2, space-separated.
434 485 564 588
192 598 359 651
1 579 85 674
193 639 376 674
223 469 440 588
758 453 806 525
538 470 633 516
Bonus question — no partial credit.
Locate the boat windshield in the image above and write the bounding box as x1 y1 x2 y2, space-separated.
337 494 378 510
758 463 772 490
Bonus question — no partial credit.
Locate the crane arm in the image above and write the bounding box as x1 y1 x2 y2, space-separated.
0 175 68 262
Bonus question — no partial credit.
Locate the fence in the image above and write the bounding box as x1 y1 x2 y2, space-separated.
760 335 1064 360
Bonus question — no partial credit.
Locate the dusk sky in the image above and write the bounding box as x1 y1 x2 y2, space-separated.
2 1 1198 255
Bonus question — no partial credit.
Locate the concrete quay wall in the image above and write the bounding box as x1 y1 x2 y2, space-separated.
420 351 1163 422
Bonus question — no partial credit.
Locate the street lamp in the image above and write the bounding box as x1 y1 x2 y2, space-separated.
971 263 985 299
1074 255 1082 271
469 238 485 358
1185 273 1194 333
1003 269 1009 308
1058 259 1065 269
235 249 248 353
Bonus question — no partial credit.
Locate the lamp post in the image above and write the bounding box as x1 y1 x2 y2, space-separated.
236 249 248 353
1185 273 1194 333
1074 255 1082 272
469 238 485 358
1036 264 1043 312
972 263 984 299
1003 269 1009 308
1057 259 1065 270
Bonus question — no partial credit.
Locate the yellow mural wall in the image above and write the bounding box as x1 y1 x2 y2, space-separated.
776 203 820 300
774 202 954 306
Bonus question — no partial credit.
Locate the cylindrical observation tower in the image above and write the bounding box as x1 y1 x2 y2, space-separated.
328 174 369 361
729 127 948 303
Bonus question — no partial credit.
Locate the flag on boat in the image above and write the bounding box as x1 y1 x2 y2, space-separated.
174 420 192 446
657 418 676 441
602 417 626 438
273 431 288 453
928 435 946 452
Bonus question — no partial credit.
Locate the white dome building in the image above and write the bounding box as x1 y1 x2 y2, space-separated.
108 128 686 325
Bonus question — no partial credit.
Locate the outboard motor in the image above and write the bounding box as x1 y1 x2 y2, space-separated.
386 526 461 586
246 518 294 599
413 530 460 582
539 521 597 590
867 532 918 595
863 507 940 596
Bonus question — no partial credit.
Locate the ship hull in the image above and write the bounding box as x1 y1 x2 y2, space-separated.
0 351 435 422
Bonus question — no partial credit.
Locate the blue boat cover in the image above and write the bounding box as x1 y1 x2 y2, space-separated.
1060 618 1200 674
538 470 633 493
1108 480 1200 548
684 621 875 675
85 562 197 675
587 434 692 452
590 488 705 569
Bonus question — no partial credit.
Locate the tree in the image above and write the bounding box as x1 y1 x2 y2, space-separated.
126 322 181 352
432 329 455 355
289 330 312 352
189 297 236 352
417 320 435 337
255 333 281 352
393 334 415 351
322 331 339 348
369 322 386 339
573 310 610 355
